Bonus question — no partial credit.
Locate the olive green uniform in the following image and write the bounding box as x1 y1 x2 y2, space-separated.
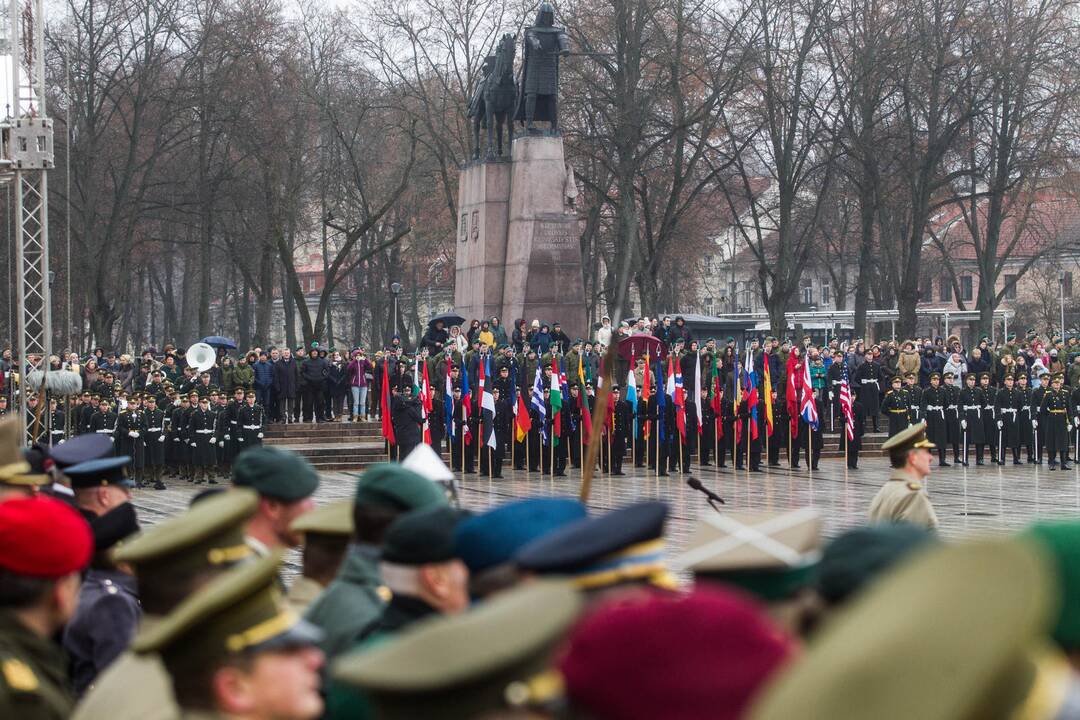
0 611 74 720
868 470 938 530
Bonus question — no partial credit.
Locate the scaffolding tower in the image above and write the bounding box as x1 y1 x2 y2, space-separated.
4 0 55 443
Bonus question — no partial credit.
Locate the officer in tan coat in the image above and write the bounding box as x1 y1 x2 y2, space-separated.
869 422 939 530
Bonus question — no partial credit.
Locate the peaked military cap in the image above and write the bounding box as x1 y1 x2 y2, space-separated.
331 581 582 720
66 457 134 489
516 501 674 591
289 499 353 537
132 552 322 671
880 421 935 454
113 488 258 583
676 508 822 601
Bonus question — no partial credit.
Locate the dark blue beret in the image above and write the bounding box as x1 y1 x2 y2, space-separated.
454 497 587 574
516 501 668 575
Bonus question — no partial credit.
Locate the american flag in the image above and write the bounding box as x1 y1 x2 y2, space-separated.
839 362 855 441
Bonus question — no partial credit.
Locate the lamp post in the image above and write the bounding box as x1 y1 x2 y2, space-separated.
390 282 402 344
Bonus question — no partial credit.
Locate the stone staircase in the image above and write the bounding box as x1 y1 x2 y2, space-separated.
263 419 891 471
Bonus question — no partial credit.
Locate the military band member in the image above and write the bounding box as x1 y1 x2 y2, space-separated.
883 375 909 438
994 373 1023 465
116 394 146 486
142 394 166 490
188 396 218 484
48 397 66 446
1040 373 1072 470
238 390 265 453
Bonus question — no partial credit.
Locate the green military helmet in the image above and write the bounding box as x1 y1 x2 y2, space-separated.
113 488 259 589
132 552 322 672
331 581 582 720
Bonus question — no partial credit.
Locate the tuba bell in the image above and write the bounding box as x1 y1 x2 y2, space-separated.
185 342 217 373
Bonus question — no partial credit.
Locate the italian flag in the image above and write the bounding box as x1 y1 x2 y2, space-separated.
550 355 563 446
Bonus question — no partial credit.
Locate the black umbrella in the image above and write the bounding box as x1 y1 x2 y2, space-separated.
200 335 238 350
428 311 466 328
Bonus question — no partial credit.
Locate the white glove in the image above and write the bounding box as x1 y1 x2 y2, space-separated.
174 437 180 442
828 391 834 401
1032 420 1039 429
109 437 115 443
190 440 196 446
57 439 64 444
158 436 165 442
961 419 967 429
132 431 140 438
218 440 225 448
997 420 1004 429
257 432 264 439
224 434 230 440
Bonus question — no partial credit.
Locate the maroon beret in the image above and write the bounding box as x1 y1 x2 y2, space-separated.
558 587 796 720
0 497 93 577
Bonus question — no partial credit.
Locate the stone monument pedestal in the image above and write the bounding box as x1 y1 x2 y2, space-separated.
454 160 512 324
454 135 586 339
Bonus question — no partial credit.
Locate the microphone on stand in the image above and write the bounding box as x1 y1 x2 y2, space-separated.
686 477 726 512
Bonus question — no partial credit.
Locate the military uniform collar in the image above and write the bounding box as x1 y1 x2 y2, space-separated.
339 543 383 586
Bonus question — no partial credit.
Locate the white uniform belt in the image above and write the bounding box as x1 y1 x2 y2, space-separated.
195 429 215 434
926 405 944 411
1000 408 1017 414
242 425 261 430
963 405 981 410
147 427 162 432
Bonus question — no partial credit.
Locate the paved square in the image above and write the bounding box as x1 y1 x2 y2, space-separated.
128 456 1080 579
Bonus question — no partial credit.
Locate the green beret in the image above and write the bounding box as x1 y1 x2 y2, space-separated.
818 524 937 606
1027 521 1080 649
381 506 470 566
232 446 319 502
354 463 448 512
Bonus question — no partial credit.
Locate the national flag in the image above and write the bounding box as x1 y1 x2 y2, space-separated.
786 352 801 437
550 355 563 446
800 358 819 430
642 353 652 439
733 349 742 446
480 357 497 449
839 362 855 441
711 358 724 438
419 359 432 444
743 354 759 441
530 364 547 442
444 361 455 443
579 382 593 444
626 367 638 438
655 351 666 443
668 358 687 440
694 352 703 434
381 359 395 445
762 354 774 436
461 362 473 446
512 362 531 442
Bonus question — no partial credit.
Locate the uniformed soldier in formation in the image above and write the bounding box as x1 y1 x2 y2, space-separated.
840 397 865 469
698 387 717 467
995 373 1023 465
238 390 266 451
142 393 167 489
959 372 986 465
904 372 922 425
116 393 146 486
168 394 191 480
188 395 218 484
943 372 962 464
921 373 949 467
853 357 882 432
980 372 999 463
1016 372 1036 463
869 422 938 530
1040 373 1072 470
47 397 65 447
0 496 92 720
607 385 631 476
448 387 473 473
567 383 584 469
882 375 909 437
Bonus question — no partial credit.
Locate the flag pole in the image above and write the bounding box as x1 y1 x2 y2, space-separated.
489 447 493 480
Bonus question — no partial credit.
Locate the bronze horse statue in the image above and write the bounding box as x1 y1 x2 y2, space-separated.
483 34 517 159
